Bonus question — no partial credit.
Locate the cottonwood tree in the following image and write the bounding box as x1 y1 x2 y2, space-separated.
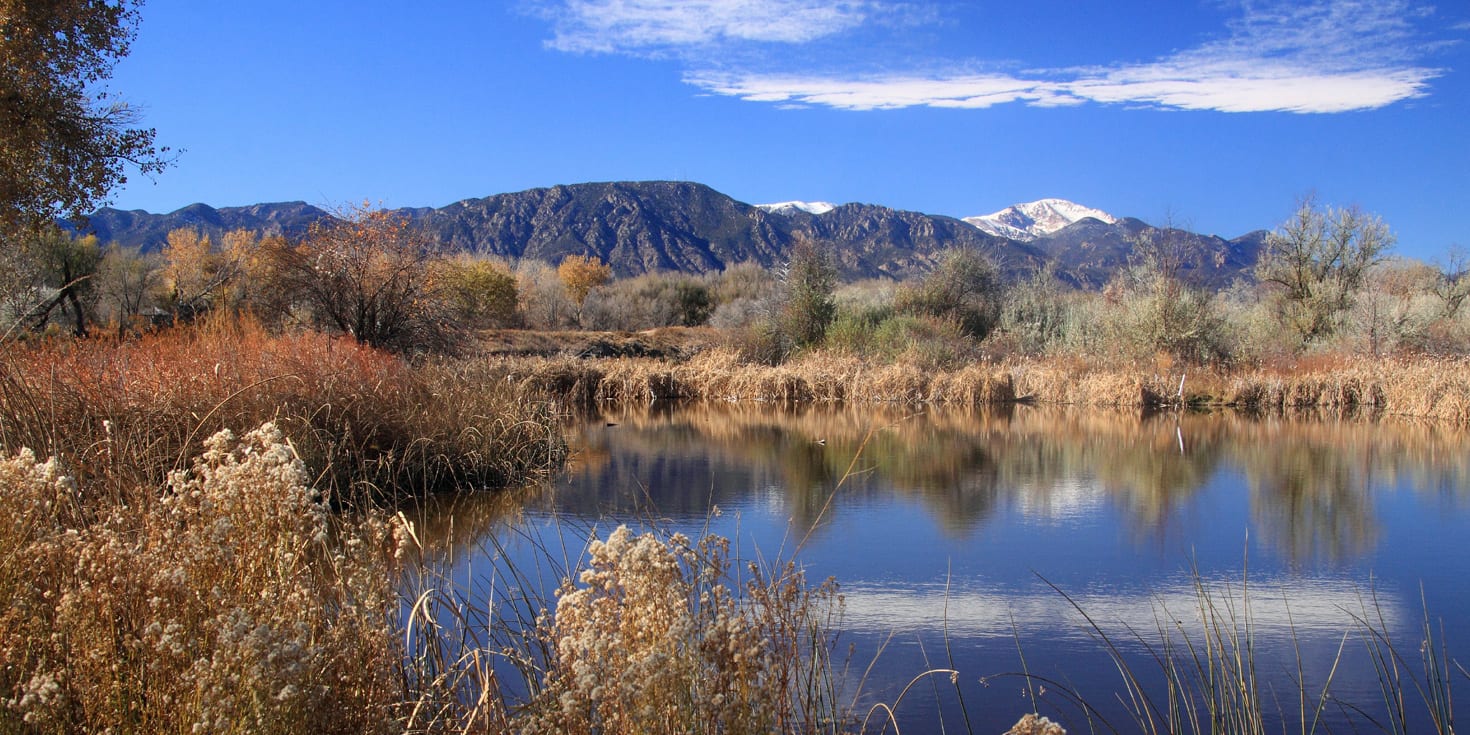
1431 246 1470 319
583 273 714 330
440 255 518 329
160 229 216 319
1255 196 1394 347
271 205 456 353
213 229 272 314
1106 223 1225 362
10 227 102 336
557 254 612 326
999 262 1072 355
158 228 267 320
514 260 571 329
0 0 168 234
1349 259 1435 355
707 261 779 330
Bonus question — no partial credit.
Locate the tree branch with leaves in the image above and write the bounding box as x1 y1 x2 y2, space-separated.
1 0 169 234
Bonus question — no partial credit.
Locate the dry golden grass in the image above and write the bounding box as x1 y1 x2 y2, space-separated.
1223 356 1470 423
0 319 575 733
485 345 1470 426
489 348 1015 407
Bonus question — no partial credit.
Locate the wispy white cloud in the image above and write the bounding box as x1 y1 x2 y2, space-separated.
540 0 1449 113
689 61 1436 114
541 0 883 53
686 72 1067 110
1066 63 1432 114
1061 0 1441 112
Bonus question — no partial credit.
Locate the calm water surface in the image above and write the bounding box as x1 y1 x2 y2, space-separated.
417 403 1470 733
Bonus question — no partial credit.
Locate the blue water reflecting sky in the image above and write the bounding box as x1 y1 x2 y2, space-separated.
421 404 1470 733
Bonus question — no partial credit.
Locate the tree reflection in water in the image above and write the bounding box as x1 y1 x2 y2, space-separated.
404 403 1470 735
446 403 1470 564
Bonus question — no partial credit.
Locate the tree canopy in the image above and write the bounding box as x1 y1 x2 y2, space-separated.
558 254 612 325
1 0 167 234
272 205 458 353
1255 196 1394 345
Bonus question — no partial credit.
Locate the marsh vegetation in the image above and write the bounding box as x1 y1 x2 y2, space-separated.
4 197 1470 733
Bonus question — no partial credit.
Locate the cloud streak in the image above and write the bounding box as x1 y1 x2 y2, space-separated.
542 0 880 53
541 0 1447 113
688 63 1434 114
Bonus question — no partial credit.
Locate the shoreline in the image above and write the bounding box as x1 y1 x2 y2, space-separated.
474 344 1470 424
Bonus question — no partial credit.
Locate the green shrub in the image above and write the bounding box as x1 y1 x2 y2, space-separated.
825 302 894 356
894 247 1002 340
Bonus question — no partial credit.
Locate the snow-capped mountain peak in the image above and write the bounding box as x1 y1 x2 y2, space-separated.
756 200 837 216
964 198 1117 241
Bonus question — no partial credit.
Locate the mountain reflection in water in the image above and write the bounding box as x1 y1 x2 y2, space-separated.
411 403 1470 734
533 404 1470 560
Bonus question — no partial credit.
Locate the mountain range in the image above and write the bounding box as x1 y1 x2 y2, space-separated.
79 181 1267 288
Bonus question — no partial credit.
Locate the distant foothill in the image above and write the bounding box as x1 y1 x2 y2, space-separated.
77 180 1267 288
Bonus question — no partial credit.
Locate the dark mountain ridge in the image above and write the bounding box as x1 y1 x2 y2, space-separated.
78 181 1264 286
81 201 331 248
1034 217 1267 289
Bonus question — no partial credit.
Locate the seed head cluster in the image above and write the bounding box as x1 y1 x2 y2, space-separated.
526 525 843 735
1 423 401 734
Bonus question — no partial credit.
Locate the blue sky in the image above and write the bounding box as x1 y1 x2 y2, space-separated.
107 0 1469 260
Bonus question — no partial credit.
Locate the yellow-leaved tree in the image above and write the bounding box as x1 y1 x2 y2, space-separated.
557 254 612 327
440 255 518 329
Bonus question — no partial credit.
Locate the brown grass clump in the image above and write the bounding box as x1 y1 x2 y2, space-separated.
509 356 607 406
927 365 1016 404
1008 361 1181 407
849 363 928 403
525 525 846 735
595 360 688 402
1 423 403 734
1005 713 1067 735
1224 356 1470 424
489 349 1017 408
0 317 566 507
676 347 746 401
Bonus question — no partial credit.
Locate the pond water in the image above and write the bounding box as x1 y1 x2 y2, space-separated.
415 403 1470 733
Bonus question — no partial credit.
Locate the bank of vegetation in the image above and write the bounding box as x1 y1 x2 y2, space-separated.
8 196 1470 421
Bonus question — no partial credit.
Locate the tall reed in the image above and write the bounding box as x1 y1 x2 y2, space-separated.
0 317 566 508
487 348 1470 426
1017 569 1466 735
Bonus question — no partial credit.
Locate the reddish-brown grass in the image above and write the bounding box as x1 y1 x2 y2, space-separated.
0 317 566 507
